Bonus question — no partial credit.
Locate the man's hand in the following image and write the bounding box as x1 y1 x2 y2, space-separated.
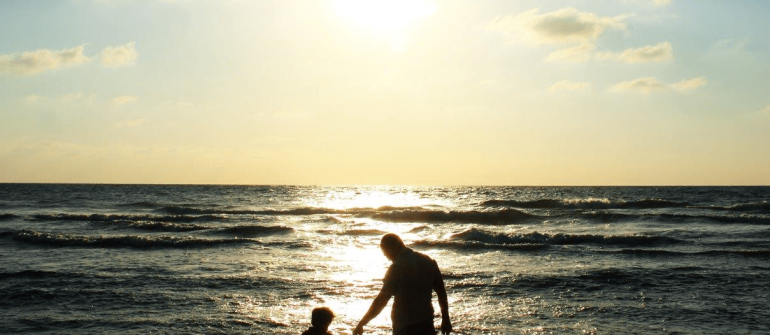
352 324 365 335
440 317 452 335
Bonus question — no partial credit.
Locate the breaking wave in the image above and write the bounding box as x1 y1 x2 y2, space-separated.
450 228 682 247
481 198 690 209
616 249 770 258
483 198 770 214
214 225 294 236
8 229 265 249
368 208 533 224
30 213 225 223
337 229 388 236
702 201 770 213
413 239 548 251
160 205 341 216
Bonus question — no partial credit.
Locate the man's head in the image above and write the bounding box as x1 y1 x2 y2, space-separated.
311 307 334 329
380 233 405 261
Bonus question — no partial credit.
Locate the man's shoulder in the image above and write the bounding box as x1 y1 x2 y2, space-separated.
407 248 437 265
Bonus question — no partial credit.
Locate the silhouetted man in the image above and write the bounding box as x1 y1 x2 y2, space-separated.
353 234 452 335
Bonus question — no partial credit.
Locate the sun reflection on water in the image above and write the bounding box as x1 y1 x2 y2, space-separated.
308 188 453 210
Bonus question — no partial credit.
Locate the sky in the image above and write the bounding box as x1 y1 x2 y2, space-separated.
1 0 769 185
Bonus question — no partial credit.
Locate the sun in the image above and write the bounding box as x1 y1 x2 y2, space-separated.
334 0 436 36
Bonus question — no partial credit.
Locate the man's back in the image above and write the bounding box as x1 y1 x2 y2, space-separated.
382 248 440 331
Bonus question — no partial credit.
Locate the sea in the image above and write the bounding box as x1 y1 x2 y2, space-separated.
0 184 768 334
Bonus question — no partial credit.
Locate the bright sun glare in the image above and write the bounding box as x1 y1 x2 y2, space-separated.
334 0 436 35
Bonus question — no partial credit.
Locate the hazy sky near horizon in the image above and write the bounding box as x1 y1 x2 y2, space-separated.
1 0 769 185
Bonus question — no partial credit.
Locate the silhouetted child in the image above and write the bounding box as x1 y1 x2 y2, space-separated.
301 307 335 335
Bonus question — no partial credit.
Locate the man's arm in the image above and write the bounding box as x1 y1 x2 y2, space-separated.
434 266 452 335
353 289 391 335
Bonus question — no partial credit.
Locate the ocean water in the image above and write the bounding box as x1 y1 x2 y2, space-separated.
0 184 768 334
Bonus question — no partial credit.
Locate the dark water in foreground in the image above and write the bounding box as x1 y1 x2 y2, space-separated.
1 184 768 334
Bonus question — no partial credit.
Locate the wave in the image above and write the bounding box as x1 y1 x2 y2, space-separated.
650 213 770 225
336 229 388 236
413 239 548 251
368 208 533 224
572 211 770 225
215 225 294 236
481 198 690 210
118 221 210 232
615 248 770 258
29 213 225 224
0 213 18 221
450 228 682 247
482 198 770 214
117 201 165 208
697 201 770 213
160 205 342 216
7 229 263 249
162 205 535 225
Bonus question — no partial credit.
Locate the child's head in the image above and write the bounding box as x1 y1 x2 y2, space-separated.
311 307 335 329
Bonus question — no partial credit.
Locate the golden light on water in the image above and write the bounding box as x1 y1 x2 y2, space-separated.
311 188 452 210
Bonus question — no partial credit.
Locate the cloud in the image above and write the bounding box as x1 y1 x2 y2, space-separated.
112 95 138 106
610 77 666 94
596 42 674 63
549 80 591 92
546 42 596 62
670 77 708 92
757 105 770 116
99 41 137 67
653 0 674 6
0 45 90 76
611 76 707 94
488 8 628 45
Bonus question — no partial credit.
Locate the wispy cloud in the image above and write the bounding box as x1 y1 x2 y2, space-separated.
596 42 674 63
99 41 137 67
546 42 596 62
0 42 137 76
610 77 667 94
0 45 90 76
549 80 591 92
611 76 707 94
670 77 708 92
758 105 770 116
488 8 628 45
112 95 138 106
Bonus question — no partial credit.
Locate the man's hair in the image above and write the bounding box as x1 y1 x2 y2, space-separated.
380 233 405 250
311 307 335 328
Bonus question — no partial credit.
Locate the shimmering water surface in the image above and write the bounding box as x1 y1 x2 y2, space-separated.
1 184 768 334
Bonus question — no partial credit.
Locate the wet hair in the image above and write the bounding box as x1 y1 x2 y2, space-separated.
380 233 405 250
311 307 335 328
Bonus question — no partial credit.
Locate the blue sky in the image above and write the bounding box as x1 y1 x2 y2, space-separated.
1 0 769 185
